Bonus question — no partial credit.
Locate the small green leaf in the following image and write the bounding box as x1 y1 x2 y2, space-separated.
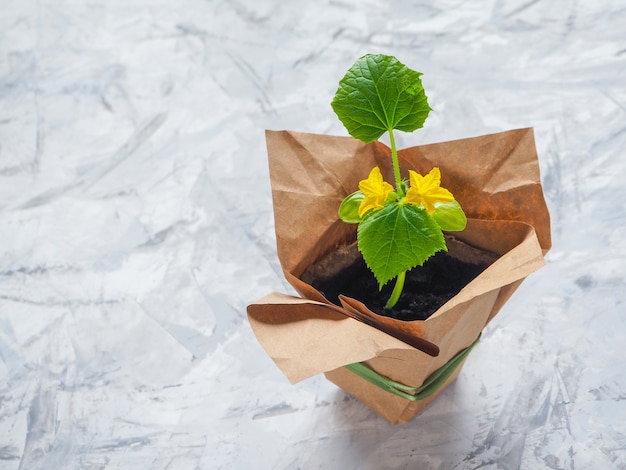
331 54 432 143
431 201 468 232
357 202 446 288
338 191 365 223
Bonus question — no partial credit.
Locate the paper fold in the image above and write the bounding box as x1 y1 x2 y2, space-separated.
247 293 413 384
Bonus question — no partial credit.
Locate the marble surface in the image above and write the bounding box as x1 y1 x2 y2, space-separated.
1 0 625 468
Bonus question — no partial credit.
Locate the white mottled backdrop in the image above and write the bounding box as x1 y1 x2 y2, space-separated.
1 1 625 469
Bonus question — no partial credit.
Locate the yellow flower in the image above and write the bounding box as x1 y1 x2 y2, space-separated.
358 166 394 217
406 167 454 214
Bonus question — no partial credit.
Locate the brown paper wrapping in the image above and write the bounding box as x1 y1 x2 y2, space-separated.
247 128 551 424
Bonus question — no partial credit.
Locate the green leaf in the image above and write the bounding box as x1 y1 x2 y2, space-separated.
431 201 468 232
331 54 432 143
357 202 446 288
338 191 365 223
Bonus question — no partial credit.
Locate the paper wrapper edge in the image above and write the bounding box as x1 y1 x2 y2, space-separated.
247 293 418 384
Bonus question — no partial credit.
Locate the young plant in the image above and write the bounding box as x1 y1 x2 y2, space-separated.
333 54 467 309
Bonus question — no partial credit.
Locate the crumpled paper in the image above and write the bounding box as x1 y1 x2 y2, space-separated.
247 128 551 424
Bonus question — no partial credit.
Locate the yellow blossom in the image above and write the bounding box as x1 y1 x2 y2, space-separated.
405 167 454 214
358 166 394 217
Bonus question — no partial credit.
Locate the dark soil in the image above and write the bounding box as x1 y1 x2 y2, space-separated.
302 239 498 321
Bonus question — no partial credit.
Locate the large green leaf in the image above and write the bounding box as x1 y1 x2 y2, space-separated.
357 202 446 288
331 54 432 143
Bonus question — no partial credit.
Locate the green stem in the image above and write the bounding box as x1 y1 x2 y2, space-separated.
388 129 403 195
385 270 406 309
386 129 406 309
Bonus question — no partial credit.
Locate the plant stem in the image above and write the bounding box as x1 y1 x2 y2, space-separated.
388 129 403 195
385 128 406 309
385 270 406 309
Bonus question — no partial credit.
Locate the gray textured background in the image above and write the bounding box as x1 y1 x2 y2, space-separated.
1 1 625 468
